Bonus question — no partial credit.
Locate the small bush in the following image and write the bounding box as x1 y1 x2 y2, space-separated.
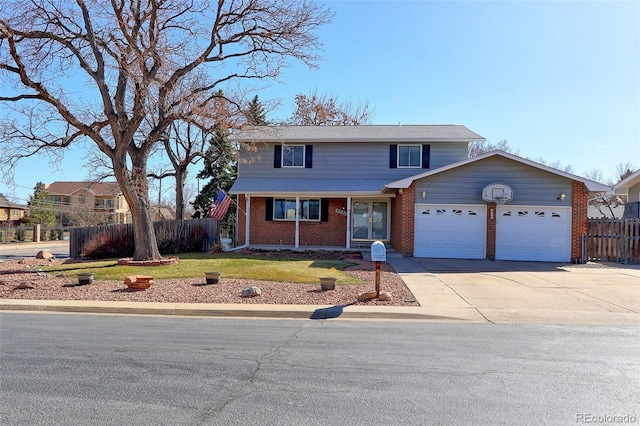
82 229 134 259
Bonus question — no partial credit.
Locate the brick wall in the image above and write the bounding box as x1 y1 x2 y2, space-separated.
486 202 496 260
390 183 415 255
571 180 588 263
247 197 347 247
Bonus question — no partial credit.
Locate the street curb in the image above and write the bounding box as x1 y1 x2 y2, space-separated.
0 299 481 322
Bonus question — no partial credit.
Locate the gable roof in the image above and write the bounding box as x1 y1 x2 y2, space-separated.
45 181 122 196
613 169 640 192
231 125 485 143
0 195 26 210
385 150 612 192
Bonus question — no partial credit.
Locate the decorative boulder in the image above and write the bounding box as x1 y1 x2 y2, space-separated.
357 291 378 302
379 292 393 302
15 282 36 289
242 286 262 298
36 250 53 260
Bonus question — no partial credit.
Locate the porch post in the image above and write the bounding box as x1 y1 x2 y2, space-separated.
295 196 300 248
346 196 352 249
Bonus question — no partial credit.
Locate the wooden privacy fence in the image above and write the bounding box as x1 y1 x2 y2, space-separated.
582 218 640 264
70 218 217 258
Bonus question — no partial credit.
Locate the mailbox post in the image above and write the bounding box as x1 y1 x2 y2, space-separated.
370 241 386 297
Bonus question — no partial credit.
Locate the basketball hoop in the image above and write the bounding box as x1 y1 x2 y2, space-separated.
494 196 508 205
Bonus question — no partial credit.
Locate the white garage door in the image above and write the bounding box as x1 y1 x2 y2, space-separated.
496 206 571 262
414 204 486 259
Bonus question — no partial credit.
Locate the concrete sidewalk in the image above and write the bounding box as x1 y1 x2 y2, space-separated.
1 256 639 325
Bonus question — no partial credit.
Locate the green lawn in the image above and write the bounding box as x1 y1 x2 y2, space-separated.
42 253 363 284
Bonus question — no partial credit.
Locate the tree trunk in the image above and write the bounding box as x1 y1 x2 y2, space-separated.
114 156 163 261
175 167 187 221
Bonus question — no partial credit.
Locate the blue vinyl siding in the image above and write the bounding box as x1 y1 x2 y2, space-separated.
414 156 573 206
238 141 468 182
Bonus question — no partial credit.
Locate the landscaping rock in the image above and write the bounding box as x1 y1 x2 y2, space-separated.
242 286 261 298
357 291 378 302
36 250 54 260
379 291 393 302
15 282 35 290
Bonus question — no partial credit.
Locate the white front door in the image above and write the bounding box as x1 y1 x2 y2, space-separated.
352 201 388 240
496 206 571 262
414 204 487 259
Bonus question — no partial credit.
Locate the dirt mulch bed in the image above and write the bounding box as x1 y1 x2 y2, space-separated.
0 252 419 307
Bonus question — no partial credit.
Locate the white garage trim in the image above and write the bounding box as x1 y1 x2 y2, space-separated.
496 206 571 262
414 204 486 259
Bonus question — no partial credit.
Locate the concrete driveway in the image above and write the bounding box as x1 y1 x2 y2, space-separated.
387 257 640 326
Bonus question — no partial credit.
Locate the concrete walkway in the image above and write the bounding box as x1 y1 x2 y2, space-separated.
1 254 639 325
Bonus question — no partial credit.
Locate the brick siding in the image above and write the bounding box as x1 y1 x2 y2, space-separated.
486 202 497 260
571 180 588 263
246 197 347 247
390 183 415 255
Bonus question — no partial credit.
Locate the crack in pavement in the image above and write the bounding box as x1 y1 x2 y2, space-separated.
191 323 309 425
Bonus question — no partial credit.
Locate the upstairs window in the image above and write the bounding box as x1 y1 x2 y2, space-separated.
389 144 430 169
398 145 422 168
274 145 313 168
283 145 305 167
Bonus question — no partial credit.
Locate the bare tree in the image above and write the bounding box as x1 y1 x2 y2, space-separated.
287 90 371 125
0 0 332 260
468 139 518 157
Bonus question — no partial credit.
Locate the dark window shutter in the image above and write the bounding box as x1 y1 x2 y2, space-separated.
274 145 282 168
305 145 313 168
389 144 397 168
422 144 430 169
321 198 329 222
265 197 273 221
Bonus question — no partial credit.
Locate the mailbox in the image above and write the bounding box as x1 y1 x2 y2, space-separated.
371 241 387 262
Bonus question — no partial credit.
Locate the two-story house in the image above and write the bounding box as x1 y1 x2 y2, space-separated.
45 181 131 225
229 125 609 262
0 195 27 224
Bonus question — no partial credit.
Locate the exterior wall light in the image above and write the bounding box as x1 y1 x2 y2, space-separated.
558 193 566 202
421 190 427 199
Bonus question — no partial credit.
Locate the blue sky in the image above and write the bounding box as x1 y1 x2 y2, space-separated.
3 0 639 205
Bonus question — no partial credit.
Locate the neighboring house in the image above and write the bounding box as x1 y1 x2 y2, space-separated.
150 205 177 221
613 169 640 218
0 195 27 224
44 181 131 225
229 125 611 263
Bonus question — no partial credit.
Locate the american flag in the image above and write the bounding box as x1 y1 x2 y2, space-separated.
208 189 232 221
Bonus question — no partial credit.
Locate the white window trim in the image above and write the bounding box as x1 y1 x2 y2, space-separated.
273 198 320 221
397 144 422 168
282 145 305 168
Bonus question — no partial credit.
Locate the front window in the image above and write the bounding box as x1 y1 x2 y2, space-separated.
283 145 305 167
274 199 320 221
398 145 421 168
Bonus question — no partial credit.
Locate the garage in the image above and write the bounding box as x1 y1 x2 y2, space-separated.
496 206 571 262
414 204 486 259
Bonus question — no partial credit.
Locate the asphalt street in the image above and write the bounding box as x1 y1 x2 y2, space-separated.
1 313 638 426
